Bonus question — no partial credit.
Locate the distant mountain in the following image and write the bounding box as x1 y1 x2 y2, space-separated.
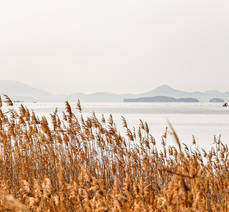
209 98 224 103
0 80 65 102
140 85 188 97
126 85 229 102
66 84 229 102
1 81 229 103
124 96 199 103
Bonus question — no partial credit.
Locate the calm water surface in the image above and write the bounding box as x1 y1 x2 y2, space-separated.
11 102 229 150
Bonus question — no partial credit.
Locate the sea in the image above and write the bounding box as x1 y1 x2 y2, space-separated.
10 102 229 151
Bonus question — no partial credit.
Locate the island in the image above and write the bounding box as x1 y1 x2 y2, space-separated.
209 98 224 103
124 96 199 103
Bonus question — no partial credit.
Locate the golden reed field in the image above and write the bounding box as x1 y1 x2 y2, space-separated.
0 95 228 211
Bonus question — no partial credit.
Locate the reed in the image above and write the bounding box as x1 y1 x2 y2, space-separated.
0 96 228 211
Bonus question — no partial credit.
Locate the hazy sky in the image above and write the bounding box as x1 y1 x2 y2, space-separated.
0 0 228 94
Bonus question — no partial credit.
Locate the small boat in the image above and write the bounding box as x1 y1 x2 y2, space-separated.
222 103 228 107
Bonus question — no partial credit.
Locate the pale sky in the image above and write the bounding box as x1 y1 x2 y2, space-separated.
0 0 228 95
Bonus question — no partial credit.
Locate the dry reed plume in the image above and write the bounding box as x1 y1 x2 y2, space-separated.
0 95 228 211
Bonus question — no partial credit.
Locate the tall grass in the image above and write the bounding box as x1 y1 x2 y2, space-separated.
0 95 228 211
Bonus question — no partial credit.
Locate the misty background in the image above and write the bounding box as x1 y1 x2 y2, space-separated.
0 0 228 95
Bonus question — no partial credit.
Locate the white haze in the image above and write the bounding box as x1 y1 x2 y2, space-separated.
0 0 228 94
